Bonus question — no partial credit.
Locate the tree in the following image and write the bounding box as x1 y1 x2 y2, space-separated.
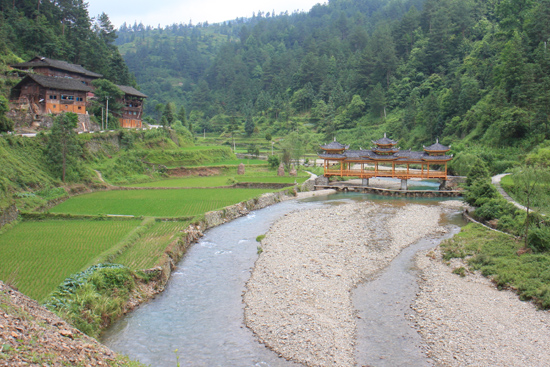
162 102 176 126
511 165 550 250
177 106 187 128
244 116 255 136
47 113 82 182
91 79 124 128
0 96 14 133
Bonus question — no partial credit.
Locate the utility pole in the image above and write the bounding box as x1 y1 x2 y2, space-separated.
101 107 104 130
106 96 109 130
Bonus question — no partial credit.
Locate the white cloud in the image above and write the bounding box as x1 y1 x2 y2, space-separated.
87 0 325 27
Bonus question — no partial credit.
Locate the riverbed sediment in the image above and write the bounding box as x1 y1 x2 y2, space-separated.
244 201 445 366
411 247 550 366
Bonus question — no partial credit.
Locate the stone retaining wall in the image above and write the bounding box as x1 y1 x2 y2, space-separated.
0 204 19 229
142 190 293 292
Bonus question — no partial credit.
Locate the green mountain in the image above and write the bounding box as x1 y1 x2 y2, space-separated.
116 0 550 157
0 0 135 94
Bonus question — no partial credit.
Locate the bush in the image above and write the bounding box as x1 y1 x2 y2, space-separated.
464 180 498 206
473 198 517 222
268 155 280 170
528 226 550 253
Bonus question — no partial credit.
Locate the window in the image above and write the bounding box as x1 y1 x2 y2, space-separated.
76 97 83 102
78 106 82 110
61 95 74 101
49 95 57 100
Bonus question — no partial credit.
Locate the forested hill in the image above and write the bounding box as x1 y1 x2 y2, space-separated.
117 0 550 154
0 0 135 90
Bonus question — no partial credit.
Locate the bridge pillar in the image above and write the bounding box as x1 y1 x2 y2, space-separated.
439 179 447 190
362 178 369 186
400 179 408 190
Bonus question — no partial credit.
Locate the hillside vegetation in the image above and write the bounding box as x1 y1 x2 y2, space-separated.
117 0 550 170
0 127 232 209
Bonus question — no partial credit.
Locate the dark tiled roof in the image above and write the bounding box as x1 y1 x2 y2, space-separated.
424 139 450 152
372 133 397 146
12 57 102 78
422 155 453 161
17 74 92 92
320 140 349 150
117 85 147 98
318 153 347 159
373 147 399 154
364 154 399 160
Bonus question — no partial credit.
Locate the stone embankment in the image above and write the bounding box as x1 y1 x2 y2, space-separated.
244 201 444 366
0 204 18 230
149 190 295 291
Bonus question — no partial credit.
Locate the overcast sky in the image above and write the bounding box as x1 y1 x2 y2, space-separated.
87 0 325 28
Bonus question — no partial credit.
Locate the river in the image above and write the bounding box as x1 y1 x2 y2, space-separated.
101 193 463 366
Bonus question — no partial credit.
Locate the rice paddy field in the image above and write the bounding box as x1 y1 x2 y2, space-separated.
127 175 307 188
48 188 275 217
114 220 191 269
0 219 141 300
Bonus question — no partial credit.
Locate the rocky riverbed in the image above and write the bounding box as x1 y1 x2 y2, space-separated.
411 247 550 366
244 200 445 366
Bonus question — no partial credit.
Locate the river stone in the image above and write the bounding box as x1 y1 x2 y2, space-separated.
237 163 245 175
277 163 285 176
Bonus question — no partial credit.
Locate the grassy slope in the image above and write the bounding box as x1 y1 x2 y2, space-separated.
0 136 59 209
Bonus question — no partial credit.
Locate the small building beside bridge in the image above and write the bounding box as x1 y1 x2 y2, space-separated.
318 134 453 190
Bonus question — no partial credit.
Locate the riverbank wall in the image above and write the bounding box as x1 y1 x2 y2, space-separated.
140 189 295 296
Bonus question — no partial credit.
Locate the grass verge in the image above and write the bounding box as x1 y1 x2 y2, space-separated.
441 223 550 309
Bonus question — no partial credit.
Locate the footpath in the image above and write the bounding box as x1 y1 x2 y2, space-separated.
491 173 527 211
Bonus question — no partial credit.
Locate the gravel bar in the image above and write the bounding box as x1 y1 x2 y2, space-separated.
244 201 444 366
411 247 550 366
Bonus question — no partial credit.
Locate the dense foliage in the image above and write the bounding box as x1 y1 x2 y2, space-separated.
0 0 134 85
117 0 550 152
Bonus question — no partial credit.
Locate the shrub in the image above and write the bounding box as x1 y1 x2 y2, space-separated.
268 155 280 170
464 180 498 206
528 226 550 253
474 198 517 222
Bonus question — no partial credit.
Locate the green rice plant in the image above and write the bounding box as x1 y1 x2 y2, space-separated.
0 220 140 300
48 188 275 217
114 221 191 269
127 176 231 188
126 174 306 188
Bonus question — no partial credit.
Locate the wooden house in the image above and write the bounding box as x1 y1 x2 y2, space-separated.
116 85 147 128
11 56 102 86
11 74 92 115
11 57 147 129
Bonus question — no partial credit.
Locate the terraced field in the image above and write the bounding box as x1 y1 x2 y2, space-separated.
48 188 275 217
0 219 140 300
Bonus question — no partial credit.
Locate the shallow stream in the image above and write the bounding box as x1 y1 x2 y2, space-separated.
101 193 463 366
